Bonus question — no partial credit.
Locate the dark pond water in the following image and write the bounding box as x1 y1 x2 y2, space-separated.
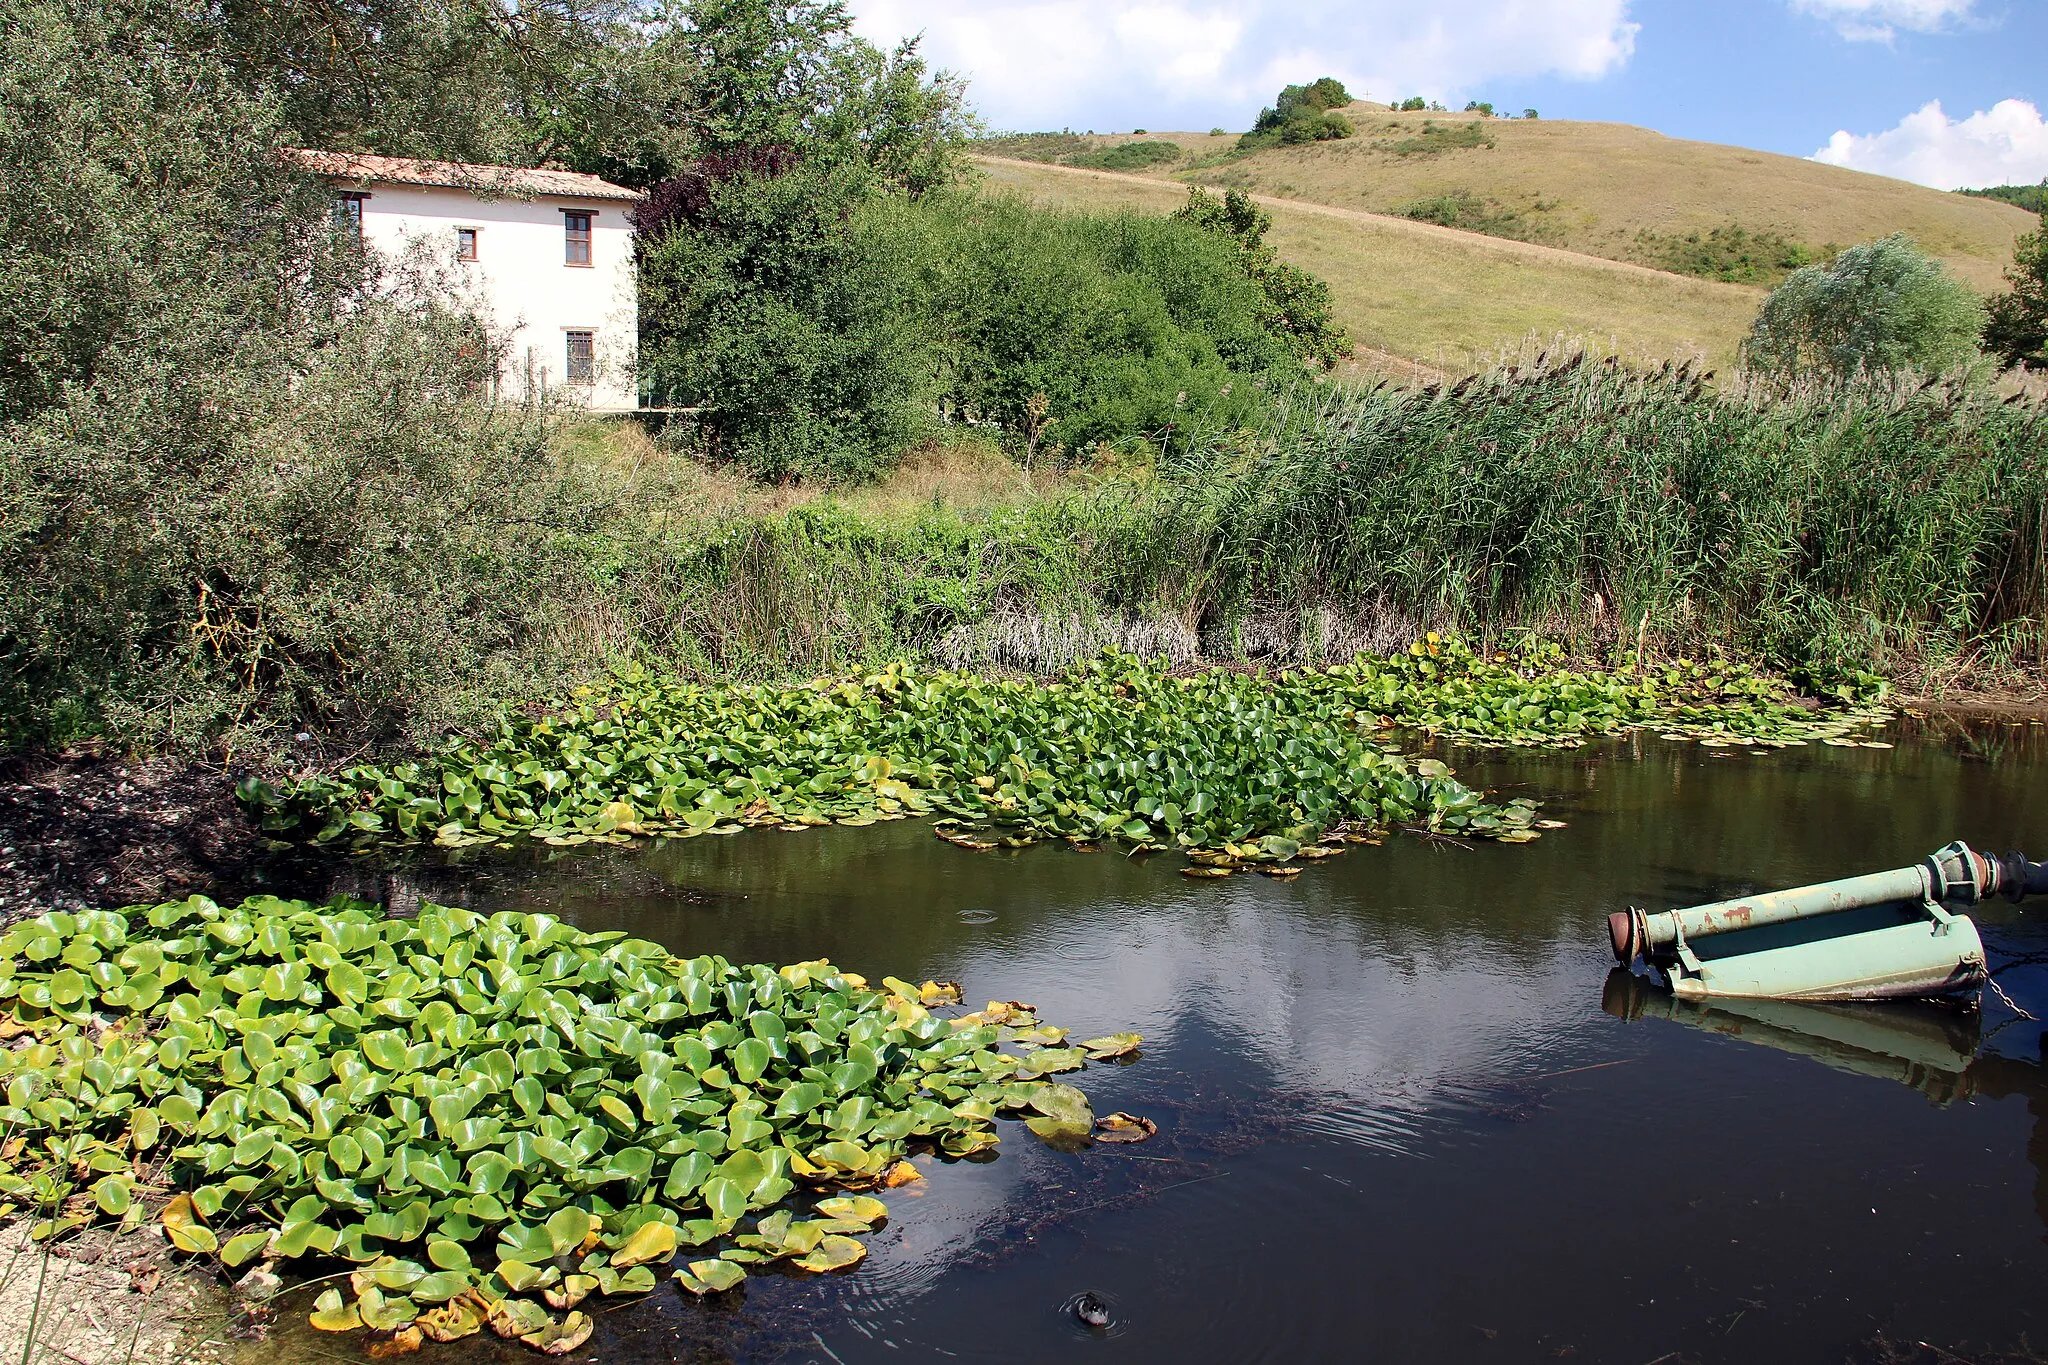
263 720 2048 1364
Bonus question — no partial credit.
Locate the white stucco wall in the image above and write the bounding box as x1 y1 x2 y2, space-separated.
355 185 639 410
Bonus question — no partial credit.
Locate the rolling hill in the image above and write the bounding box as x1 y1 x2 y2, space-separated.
975 107 2037 376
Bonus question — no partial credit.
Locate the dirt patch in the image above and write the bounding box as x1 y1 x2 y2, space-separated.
0 1222 235 1365
0 747 276 926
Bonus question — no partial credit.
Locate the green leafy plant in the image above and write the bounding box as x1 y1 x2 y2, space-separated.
0 895 1126 1350
1384 120 1494 156
1171 187 1351 367
250 642 1890 873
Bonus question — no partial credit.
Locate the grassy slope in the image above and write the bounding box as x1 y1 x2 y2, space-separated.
975 156 1766 374
1043 109 2037 293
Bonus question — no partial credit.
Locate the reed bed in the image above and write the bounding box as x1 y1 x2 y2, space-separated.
609 357 2046 689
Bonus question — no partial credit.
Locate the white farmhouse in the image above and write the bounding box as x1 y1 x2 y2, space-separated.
293 151 642 411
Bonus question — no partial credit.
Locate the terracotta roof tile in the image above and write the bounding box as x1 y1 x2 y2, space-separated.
286 150 642 202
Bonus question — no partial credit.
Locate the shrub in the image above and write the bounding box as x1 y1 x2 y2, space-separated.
1464 101 1495 116
1066 140 1183 172
1386 121 1494 156
1396 191 1548 242
1635 223 1819 284
902 193 1300 457
1397 97 1427 112
1743 234 1986 386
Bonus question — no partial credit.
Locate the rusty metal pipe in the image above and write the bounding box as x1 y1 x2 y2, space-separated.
1607 841 2009 967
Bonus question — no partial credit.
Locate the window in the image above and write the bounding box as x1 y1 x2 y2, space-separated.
563 212 592 266
456 227 478 261
337 192 368 238
565 331 595 384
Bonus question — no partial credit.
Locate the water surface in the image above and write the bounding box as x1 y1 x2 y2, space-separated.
272 721 2048 1364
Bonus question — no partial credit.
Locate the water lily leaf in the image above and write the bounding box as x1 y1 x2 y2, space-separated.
881 1161 924 1188
1028 1083 1092 1124
485 1295 552 1339
1018 1047 1085 1075
813 1195 886 1226
92 1175 133 1215
700 1176 748 1224
522 1309 594 1355
1179 865 1231 878
674 1258 747 1295
222 1230 272 1267
1093 1112 1158 1143
356 1285 418 1331
1079 1032 1143 1059
309 1288 362 1332
494 1259 551 1292
543 1273 599 1310
161 1193 216 1253
610 1219 677 1268
793 1235 867 1273
1024 1116 1093 1149
546 1206 595 1257
416 1298 484 1342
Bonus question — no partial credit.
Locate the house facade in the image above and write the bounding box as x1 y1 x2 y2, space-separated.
293 151 641 411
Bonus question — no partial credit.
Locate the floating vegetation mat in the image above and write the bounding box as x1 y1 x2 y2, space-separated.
250 642 1887 868
0 896 1133 1352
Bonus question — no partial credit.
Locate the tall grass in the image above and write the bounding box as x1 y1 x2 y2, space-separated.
606 357 2047 689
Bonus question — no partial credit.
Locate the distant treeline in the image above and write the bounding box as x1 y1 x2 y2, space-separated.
1960 182 2048 215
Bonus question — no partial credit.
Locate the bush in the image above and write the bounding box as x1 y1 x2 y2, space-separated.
1397 97 1427 112
1635 223 1819 284
902 193 1302 458
1066 141 1183 171
1743 234 1986 387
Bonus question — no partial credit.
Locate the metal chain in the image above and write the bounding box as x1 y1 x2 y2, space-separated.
1987 975 2038 1021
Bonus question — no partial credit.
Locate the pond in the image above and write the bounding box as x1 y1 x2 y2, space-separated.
257 720 2048 1363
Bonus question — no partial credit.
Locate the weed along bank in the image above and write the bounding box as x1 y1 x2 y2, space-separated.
292 151 641 410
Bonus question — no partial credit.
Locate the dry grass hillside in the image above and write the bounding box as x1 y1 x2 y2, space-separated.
975 156 1768 375
993 109 2036 294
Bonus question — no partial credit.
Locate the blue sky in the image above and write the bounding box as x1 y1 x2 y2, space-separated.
848 0 2048 189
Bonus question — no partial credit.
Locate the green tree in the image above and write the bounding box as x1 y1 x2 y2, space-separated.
1742 234 1985 386
1982 226 2048 371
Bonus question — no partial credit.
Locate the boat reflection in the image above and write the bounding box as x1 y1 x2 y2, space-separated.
1605 968 2048 1243
1601 968 1981 1102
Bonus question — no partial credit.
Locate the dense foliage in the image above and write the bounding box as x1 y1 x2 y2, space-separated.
636 185 1335 479
1984 225 2048 372
1238 78 1355 149
1170 188 1351 367
0 895 1128 1346
1743 234 1986 385
1067 140 1184 171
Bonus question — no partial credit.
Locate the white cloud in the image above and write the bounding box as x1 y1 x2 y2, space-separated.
1790 0 1976 42
1812 98 2048 190
850 0 1638 133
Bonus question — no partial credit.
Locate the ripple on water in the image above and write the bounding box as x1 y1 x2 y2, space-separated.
958 907 998 924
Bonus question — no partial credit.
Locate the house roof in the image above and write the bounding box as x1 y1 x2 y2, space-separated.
287 150 643 202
